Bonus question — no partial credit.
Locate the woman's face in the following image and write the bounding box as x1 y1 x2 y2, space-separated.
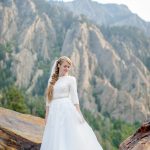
58 60 71 76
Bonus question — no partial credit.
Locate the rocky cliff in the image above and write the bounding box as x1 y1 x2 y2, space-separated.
0 0 150 123
0 0 56 89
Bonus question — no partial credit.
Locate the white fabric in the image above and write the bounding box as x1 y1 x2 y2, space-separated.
46 76 79 106
41 75 103 150
48 59 58 84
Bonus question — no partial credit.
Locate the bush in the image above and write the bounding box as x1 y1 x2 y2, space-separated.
2 85 29 114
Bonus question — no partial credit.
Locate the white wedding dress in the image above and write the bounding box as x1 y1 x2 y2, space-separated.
40 75 103 150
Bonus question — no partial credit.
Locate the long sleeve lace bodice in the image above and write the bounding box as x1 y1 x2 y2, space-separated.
46 75 79 106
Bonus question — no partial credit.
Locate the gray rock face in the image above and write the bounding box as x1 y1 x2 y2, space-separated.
0 0 56 88
61 22 150 122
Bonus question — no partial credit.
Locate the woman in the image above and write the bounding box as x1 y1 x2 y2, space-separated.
40 56 103 150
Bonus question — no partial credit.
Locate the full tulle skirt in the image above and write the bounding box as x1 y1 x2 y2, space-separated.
40 97 103 150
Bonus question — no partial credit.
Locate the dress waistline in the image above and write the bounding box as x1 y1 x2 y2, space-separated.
52 97 70 101
50 97 72 105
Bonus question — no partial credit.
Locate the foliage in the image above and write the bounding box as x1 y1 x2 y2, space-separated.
82 109 140 150
1 85 29 114
24 94 45 118
0 42 13 54
0 43 16 89
0 45 5 60
0 86 45 117
145 57 150 71
0 42 13 60
0 61 16 89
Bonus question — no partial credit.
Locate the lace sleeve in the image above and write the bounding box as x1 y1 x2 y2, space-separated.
69 77 79 104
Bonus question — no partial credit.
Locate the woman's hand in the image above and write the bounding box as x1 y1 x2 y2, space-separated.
44 118 47 125
44 115 48 125
45 106 49 125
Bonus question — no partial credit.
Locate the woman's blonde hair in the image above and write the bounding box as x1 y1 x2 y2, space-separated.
45 56 72 103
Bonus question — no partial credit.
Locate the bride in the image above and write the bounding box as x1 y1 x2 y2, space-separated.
40 56 103 150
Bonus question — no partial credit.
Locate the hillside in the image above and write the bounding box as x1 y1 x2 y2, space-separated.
0 0 150 123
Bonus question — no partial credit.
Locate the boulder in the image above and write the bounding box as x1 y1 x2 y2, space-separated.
119 120 150 150
0 107 44 149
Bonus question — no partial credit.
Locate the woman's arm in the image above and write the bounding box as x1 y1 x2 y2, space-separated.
70 77 85 123
45 106 49 125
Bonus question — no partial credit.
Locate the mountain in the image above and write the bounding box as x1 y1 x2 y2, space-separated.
61 21 150 123
0 0 150 124
65 0 150 35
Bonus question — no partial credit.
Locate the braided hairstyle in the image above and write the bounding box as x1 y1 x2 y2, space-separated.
45 56 72 103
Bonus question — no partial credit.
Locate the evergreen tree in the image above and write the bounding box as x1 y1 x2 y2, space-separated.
3 85 29 114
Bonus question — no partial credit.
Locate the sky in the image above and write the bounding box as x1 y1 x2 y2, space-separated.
64 0 150 22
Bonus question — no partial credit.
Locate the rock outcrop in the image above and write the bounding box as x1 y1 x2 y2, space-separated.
0 107 44 149
119 120 150 150
0 0 56 89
